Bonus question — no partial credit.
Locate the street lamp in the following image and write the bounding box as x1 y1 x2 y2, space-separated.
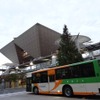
16 66 19 70
30 61 33 66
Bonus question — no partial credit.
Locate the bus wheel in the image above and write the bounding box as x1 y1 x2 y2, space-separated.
63 86 73 97
33 87 39 95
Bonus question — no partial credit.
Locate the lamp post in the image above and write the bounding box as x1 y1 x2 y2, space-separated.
1 78 5 92
15 66 19 87
51 54 57 66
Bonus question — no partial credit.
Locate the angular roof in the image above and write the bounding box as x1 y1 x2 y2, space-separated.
0 23 60 64
0 23 92 65
72 35 91 43
0 41 19 63
85 42 100 51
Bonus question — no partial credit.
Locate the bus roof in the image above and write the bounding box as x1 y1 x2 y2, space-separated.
32 59 98 74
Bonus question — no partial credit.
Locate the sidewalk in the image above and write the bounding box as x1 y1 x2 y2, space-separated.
0 87 25 94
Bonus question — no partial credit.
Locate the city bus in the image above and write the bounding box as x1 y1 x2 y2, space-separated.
26 59 100 97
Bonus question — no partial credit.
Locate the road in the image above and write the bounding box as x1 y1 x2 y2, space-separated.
0 91 100 100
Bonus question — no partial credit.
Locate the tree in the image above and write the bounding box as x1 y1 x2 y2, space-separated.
57 25 83 66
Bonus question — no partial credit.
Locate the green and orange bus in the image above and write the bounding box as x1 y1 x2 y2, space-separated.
26 59 100 97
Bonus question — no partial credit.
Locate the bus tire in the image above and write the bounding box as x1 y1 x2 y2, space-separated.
63 85 73 97
33 87 39 95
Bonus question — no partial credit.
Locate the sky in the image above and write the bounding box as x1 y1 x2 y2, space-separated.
0 0 100 66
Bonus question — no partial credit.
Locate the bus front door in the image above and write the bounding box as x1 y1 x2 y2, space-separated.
26 77 32 92
48 75 57 94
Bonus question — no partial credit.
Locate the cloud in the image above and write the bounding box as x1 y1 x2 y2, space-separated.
0 53 12 65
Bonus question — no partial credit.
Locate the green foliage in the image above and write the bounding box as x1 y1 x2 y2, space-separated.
57 25 83 66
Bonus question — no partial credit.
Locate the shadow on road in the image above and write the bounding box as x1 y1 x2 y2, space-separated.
72 95 100 99
27 93 100 99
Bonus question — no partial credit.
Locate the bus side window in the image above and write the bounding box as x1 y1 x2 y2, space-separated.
70 66 80 78
32 73 41 83
32 74 36 83
56 69 62 80
64 67 71 78
79 63 95 77
49 75 55 82
56 67 71 80
40 71 48 83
